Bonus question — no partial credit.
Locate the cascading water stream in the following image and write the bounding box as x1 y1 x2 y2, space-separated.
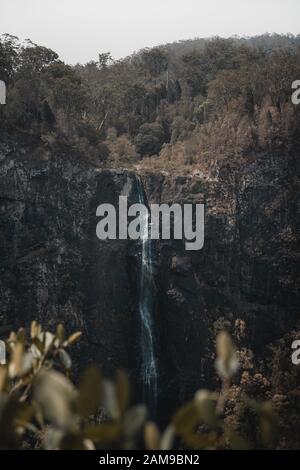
135 176 158 412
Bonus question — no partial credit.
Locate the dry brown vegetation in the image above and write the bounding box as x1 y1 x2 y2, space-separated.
1 34 300 169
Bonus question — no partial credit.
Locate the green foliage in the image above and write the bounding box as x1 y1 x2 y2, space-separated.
0 34 20 82
98 52 113 70
19 41 59 74
141 48 169 78
135 122 165 157
0 323 277 450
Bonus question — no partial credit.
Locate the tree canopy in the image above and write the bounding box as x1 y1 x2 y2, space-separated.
1 34 300 166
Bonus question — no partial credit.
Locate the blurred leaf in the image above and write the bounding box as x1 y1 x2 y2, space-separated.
0 396 21 449
183 431 217 449
56 324 65 345
58 349 72 370
34 370 77 430
102 379 120 420
30 321 41 340
160 425 175 451
43 427 64 450
83 439 95 450
41 332 56 355
144 421 160 450
8 342 24 378
215 331 238 380
0 366 8 392
77 366 102 418
31 399 44 428
195 390 219 428
84 423 121 445
16 328 26 344
14 402 34 431
115 370 130 415
123 405 147 439
20 351 34 376
172 401 199 435
66 332 82 346
31 337 44 358
7 331 17 349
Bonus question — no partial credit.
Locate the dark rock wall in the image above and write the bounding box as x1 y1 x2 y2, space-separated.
0 149 139 378
143 155 299 435
0 145 299 446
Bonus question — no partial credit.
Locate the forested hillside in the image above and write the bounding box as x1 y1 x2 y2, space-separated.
1 33 300 170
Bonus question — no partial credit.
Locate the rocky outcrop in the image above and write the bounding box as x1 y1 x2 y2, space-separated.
0 144 299 447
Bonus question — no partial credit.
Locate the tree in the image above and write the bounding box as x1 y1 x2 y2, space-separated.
98 52 113 69
141 48 168 78
19 41 59 74
0 34 19 82
135 122 165 157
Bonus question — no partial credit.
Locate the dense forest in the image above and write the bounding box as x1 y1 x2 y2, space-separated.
1 33 300 170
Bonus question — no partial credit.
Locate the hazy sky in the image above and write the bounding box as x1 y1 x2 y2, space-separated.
1 0 299 64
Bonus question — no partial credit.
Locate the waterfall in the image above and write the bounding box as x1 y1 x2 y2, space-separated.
135 176 158 412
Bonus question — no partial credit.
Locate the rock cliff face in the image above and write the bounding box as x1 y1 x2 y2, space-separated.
143 155 299 437
0 144 299 446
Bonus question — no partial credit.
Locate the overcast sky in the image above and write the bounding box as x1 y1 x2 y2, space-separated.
1 0 299 64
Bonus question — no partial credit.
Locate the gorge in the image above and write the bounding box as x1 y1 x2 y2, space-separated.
0 143 299 445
